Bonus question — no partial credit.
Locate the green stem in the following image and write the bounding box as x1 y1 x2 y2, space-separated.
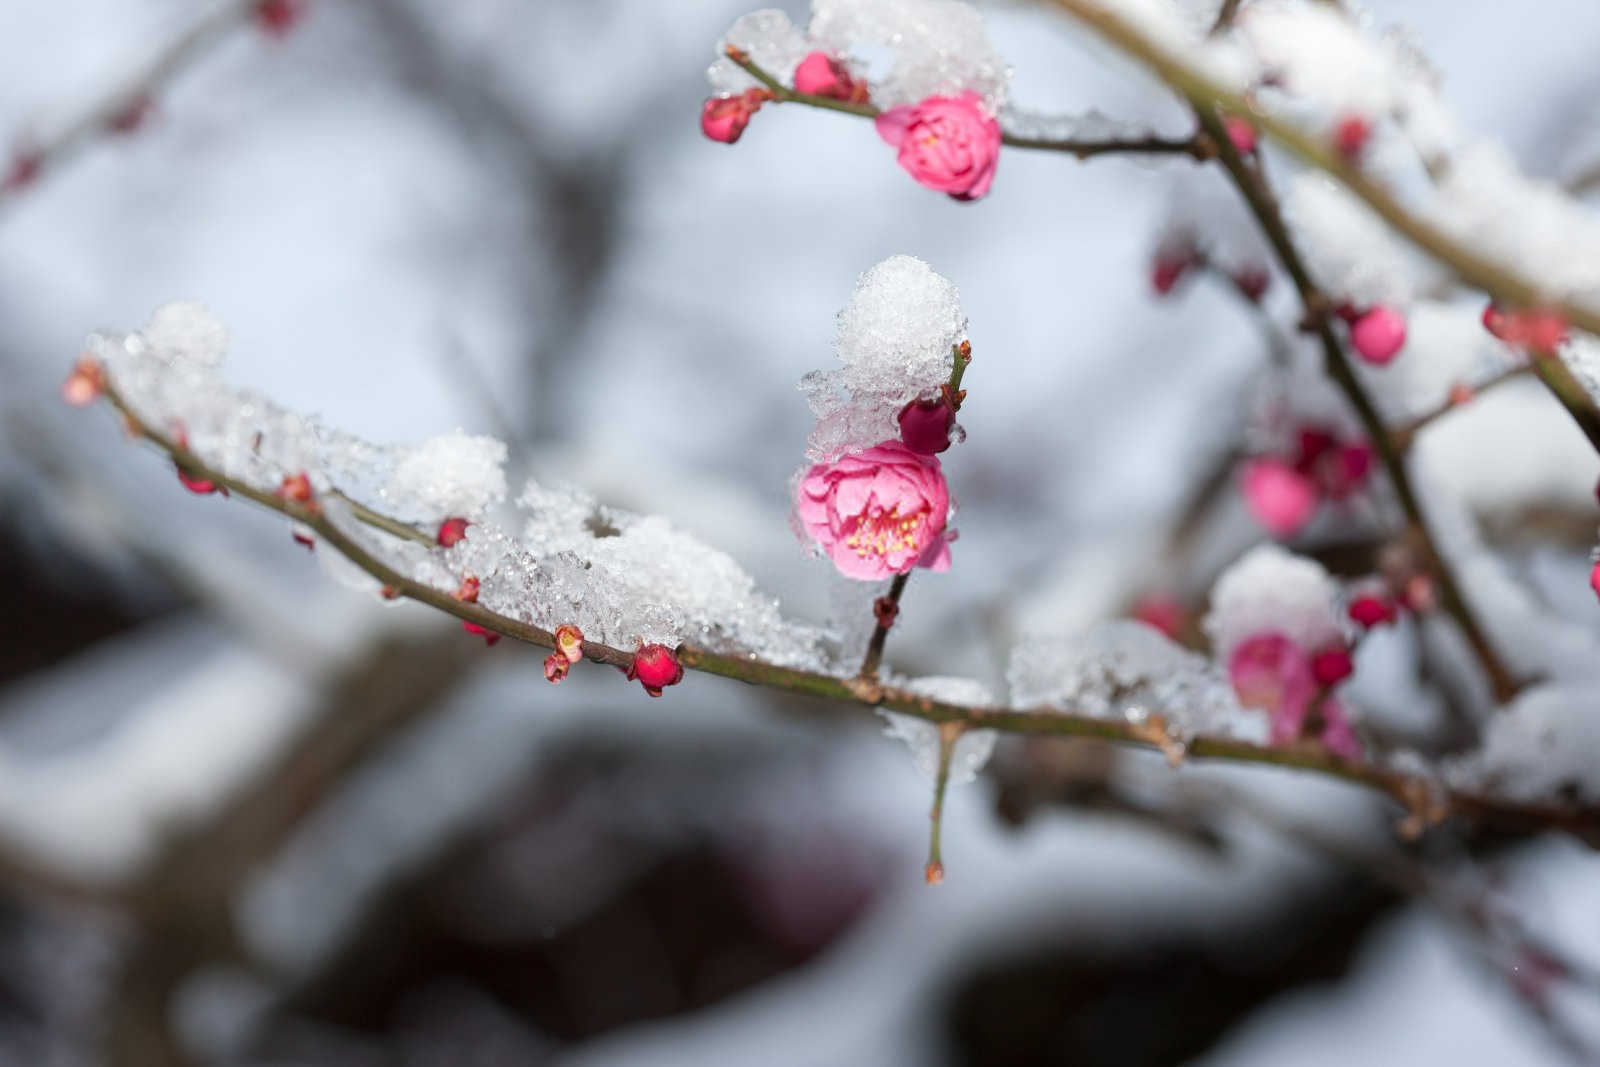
925 722 960 885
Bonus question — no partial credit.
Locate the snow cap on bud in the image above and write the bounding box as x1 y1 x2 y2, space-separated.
700 89 770 144
1242 458 1318 539
1223 115 1257 155
1348 592 1397 628
255 0 304 37
1332 113 1371 161
1350 305 1406 364
793 51 867 103
436 516 471 547
628 643 683 697
462 621 500 646
1311 646 1354 686
62 356 106 406
276 471 315 506
897 395 955 454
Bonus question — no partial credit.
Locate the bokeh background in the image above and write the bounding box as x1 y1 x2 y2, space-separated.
4 1 1600 1064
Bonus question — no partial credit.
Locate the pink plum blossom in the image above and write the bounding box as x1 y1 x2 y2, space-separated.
1242 458 1319 539
874 92 1001 201
1229 632 1361 758
795 440 952 580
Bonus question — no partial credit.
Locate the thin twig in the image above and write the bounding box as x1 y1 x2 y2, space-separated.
86 377 1600 848
1390 364 1534 452
859 572 909 680
2 0 265 207
726 51 1209 161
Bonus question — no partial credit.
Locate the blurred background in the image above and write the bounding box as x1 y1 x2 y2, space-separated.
4 0 1600 1064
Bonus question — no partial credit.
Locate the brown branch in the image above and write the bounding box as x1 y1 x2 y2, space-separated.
1043 0 1600 457
1189 103 1520 704
859 572 909 681
725 51 1210 161
80 376 1600 849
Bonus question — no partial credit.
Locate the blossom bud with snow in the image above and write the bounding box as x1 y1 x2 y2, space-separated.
795 440 952 580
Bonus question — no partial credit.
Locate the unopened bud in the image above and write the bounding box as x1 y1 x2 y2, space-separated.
437 516 471 548
628 643 684 697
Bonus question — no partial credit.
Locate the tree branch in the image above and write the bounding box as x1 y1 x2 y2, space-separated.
1188 103 1520 704
725 51 1210 161
82 376 1600 849
1043 0 1600 455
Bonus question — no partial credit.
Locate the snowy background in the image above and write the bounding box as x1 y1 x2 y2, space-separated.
4 0 1600 1064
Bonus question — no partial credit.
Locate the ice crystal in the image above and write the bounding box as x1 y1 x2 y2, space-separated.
881 675 997 786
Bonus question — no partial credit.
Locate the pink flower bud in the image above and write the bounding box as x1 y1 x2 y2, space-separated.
875 92 1001 201
1242 458 1319 539
176 467 217 495
700 89 769 144
795 440 953 580
1232 265 1271 302
1448 382 1475 407
897 396 955 454
1350 306 1406 364
108 94 153 135
543 653 570 683
1482 302 1510 340
1521 309 1570 352
793 52 867 103
276 471 315 507
1590 559 1600 604
1348 593 1397 628
255 0 304 37
3 151 40 193
291 528 315 551
61 356 106 406
1223 116 1257 155
1151 241 1196 296
1132 593 1185 641
1332 113 1371 161
1311 646 1354 686
455 575 480 603
628 643 683 697
555 623 584 665
436 516 471 547
1229 632 1314 720
462 621 500 646
1403 573 1435 613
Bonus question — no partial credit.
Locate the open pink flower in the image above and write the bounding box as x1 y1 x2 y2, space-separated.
874 91 1001 201
1229 632 1361 758
795 440 952 580
1242 458 1319 539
